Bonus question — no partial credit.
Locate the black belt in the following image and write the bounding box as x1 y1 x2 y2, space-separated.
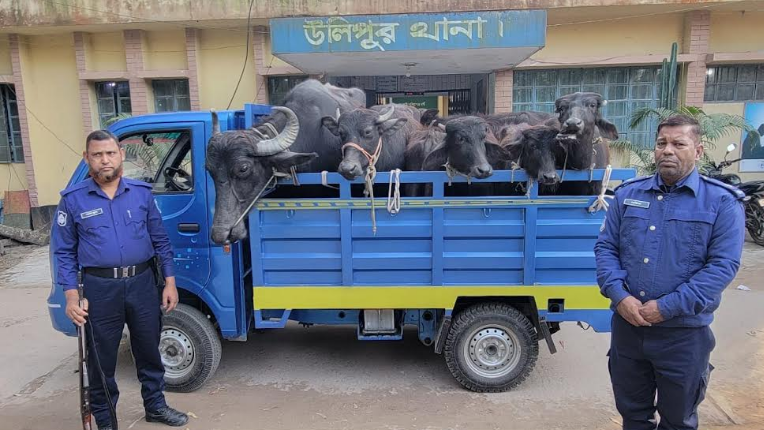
84 261 151 279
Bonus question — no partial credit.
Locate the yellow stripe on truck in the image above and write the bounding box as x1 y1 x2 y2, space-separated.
253 285 609 310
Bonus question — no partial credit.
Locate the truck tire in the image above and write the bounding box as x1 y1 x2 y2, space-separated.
444 303 538 393
160 304 222 393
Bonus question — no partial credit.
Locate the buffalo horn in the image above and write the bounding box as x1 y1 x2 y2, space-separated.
376 105 395 123
211 109 221 135
254 106 299 155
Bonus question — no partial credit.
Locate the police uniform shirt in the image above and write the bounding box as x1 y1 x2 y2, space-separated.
53 177 175 290
595 168 746 327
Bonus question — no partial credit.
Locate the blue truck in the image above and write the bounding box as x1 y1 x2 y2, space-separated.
48 104 636 393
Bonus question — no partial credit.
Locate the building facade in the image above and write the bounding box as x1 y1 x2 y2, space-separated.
0 0 763 209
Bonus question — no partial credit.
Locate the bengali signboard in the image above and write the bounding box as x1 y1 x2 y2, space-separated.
270 11 546 54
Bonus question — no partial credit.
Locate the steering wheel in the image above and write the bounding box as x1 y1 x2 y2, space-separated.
164 166 192 192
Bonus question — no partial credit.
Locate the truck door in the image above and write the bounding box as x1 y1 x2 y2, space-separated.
114 122 211 293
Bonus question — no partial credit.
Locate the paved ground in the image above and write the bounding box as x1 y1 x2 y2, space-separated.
0 243 762 430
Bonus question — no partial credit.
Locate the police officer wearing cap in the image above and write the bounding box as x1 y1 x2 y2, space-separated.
52 130 188 429
595 114 745 430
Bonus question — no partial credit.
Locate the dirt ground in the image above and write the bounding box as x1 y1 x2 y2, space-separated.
0 243 762 430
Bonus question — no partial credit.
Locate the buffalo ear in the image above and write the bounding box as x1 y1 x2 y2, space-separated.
421 144 448 171
486 141 514 162
321 117 340 136
267 151 318 172
595 118 619 140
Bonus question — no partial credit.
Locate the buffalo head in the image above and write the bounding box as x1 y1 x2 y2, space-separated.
206 107 317 244
422 116 511 179
555 92 619 143
321 106 407 180
504 126 561 186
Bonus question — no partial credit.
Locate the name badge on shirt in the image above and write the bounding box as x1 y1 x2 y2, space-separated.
80 208 104 219
624 199 650 209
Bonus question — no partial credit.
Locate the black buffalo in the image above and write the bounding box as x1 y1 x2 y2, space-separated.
418 116 512 196
554 92 616 194
206 79 365 244
321 104 419 180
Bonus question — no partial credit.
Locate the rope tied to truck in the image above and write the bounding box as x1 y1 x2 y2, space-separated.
587 164 613 213
342 137 383 234
387 168 402 215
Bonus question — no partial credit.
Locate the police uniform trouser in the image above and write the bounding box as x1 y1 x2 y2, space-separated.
83 268 167 426
609 314 715 430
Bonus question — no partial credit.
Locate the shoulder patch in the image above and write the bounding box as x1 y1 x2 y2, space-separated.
59 178 91 197
700 175 746 200
614 175 651 192
122 177 152 189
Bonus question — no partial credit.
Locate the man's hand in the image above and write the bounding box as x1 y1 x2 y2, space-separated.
639 300 665 324
64 289 88 326
162 277 179 313
616 296 651 327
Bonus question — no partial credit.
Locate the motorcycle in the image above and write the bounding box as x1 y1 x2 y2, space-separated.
703 143 764 247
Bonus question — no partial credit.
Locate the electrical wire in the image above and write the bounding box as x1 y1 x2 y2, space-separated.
226 0 256 110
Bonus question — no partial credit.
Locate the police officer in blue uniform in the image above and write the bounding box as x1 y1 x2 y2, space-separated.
52 130 189 429
595 115 745 430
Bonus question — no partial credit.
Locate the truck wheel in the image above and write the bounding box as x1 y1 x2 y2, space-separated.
444 303 538 393
160 304 222 393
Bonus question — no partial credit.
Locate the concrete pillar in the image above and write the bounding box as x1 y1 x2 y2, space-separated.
8 34 38 207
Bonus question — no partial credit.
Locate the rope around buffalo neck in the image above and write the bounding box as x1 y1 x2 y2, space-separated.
342 138 383 234
588 164 613 213
443 161 472 186
229 169 289 234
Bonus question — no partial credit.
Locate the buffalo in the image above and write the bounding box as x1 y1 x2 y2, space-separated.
321 104 419 181
206 79 365 244
554 92 616 195
417 116 513 196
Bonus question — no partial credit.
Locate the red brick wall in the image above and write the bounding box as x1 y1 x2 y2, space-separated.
684 10 710 107
124 30 149 115
185 28 201 111
74 32 95 133
252 26 269 104
494 69 513 113
8 34 38 207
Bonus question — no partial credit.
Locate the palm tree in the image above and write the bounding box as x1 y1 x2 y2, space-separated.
610 106 760 175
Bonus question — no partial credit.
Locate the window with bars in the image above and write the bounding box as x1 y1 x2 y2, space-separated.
704 64 764 102
513 67 665 147
95 81 132 128
267 76 308 106
0 84 23 163
152 79 191 113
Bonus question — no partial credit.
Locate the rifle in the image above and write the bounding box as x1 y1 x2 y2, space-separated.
77 271 92 430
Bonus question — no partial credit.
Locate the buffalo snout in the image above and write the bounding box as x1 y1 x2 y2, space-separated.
563 117 585 133
471 164 493 179
540 170 560 185
338 160 364 180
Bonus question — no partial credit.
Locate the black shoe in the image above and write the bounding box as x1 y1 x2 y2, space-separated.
97 425 113 430
145 406 189 427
